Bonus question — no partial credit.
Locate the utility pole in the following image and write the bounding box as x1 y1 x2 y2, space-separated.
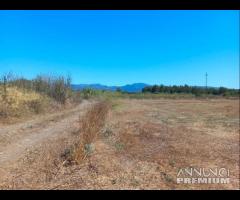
205 72 208 90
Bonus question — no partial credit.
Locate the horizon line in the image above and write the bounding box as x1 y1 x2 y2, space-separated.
71 82 239 90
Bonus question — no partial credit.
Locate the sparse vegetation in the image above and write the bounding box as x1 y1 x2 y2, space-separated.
1 9 238 190
0 73 239 190
1 72 237 123
0 86 50 119
0 95 238 189
0 73 74 122
71 101 111 164
0 73 72 104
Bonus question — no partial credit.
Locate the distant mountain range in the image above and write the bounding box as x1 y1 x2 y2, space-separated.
71 83 230 93
71 83 150 93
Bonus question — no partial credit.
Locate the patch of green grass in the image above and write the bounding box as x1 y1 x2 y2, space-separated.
114 142 125 151
161 172 175 183
84 143 95 156
102 127 113 138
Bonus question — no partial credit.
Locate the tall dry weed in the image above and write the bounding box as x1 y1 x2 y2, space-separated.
72 101 111 164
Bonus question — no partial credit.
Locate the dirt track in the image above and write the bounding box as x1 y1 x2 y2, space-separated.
0 100 93 169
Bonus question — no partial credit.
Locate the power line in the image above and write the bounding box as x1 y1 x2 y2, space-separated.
205 72 208 89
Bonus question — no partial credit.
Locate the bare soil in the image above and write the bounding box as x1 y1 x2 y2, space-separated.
0 98 239 189
0 100 93 182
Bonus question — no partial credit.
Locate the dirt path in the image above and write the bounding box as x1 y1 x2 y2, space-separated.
0 100 94 169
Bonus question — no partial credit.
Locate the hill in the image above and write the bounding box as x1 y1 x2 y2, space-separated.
71 83 149 93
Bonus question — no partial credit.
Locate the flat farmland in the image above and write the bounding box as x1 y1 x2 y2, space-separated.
94 98 239 189
0 98 239 189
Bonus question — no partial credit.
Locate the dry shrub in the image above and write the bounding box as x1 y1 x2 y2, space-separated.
73 101 111 164
0 86 47 118
26 99 44 114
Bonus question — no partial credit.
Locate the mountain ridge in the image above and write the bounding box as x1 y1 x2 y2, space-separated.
71 83 149 93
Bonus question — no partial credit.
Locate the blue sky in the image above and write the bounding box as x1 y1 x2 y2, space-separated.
0 10 239 88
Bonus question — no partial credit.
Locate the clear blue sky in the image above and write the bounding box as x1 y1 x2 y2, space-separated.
0 10 239 88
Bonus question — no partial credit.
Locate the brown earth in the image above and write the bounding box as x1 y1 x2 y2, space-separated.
0 98 239 189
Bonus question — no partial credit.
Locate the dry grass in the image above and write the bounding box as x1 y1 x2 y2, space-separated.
0 98 238 189
0 137 72 189
107 99 239 189
0 86 78 125
0 86 52 122
72 101 111 164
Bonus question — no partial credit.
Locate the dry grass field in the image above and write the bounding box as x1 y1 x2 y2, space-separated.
0 98 239 189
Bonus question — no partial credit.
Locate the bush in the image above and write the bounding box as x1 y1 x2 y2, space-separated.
0 86 46 118
81 88 96 99
27 99 44 114
33 75 71 104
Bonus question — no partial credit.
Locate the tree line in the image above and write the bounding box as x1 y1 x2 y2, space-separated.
142 84 239 96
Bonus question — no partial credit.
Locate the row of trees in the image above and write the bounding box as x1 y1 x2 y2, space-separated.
0 73 72 104
142 84 239 96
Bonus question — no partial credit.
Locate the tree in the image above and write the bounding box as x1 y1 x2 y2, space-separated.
151 85 158 93
116 87 122 93
141 84 239 97
219 87 227 95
